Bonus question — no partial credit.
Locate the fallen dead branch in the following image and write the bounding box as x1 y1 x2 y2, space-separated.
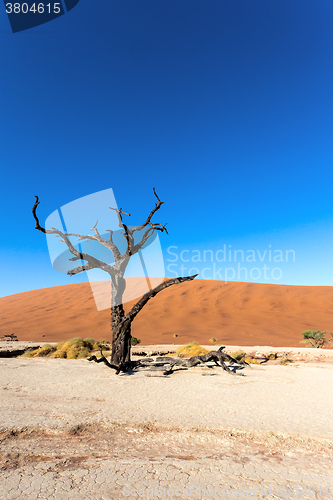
88 346 249 375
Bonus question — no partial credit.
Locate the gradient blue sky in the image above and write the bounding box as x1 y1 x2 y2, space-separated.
1 0 333 297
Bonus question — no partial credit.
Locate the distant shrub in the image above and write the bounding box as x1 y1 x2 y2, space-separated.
131 337 141 346
230 349 246 361
300 330 333 349
210 337 216 343
173 334 178 338
280 358 293 365
21 337 100 359
176 342 209 358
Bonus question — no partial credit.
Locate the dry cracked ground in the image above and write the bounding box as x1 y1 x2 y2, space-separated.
0 356 332 499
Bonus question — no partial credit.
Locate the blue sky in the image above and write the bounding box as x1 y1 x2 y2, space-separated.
1 0 333 297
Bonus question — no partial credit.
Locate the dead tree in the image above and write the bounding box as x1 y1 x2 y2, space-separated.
32 189 197 368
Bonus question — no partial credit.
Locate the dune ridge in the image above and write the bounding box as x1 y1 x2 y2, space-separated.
1 279 333 347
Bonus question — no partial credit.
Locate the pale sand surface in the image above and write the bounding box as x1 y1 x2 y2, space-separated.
3 280 333 347
1 357 333 437
1 357 333 499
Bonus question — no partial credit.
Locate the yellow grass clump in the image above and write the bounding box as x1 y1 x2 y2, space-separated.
22 337 104 359
176 341 209 358
229 350 261 364
230 349 246 361
244 357 260 365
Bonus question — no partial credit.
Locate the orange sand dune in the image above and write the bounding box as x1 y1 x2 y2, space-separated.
1 280 333 347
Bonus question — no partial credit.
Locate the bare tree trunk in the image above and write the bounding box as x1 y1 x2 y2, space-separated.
109 275 197 367
110 276 132 365
111 317 132 365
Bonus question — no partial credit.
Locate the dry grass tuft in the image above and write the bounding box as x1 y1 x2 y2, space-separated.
280 357 293 365
229 350 263 364
244 356 260 365
230 349 246 361
176 342 209 358
21 337 103 359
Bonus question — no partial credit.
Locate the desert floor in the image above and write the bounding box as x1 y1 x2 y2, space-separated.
1 280 333 498
1 353 333 499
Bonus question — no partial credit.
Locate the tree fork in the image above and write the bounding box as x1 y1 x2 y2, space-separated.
110 275 198 365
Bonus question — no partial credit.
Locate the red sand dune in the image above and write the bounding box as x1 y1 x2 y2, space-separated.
1 279 333 347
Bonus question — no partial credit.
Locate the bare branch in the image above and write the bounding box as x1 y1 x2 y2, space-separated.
33 197 113 276
109 207 133 256
130 188 165 234
67 262 95 276
105 229 121 260
90 220 99 233
121 189 168 255
122 222 134 256
68 219 122 261
109 207 131 217
132 223 168 254
88 348 120 370
32 196 46 233
160 223 168 234
33 196 122 263
132 227 155 253
124 275 198 324
108 190 167 256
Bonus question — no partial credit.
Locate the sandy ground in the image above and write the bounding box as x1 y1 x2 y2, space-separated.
1 356 333 436
3 279 333 346
1 355 333 499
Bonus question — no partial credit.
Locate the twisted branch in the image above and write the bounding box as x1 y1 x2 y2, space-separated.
124 274 198 324
130 188 166 234
33 196 112 276
109 207 133 256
